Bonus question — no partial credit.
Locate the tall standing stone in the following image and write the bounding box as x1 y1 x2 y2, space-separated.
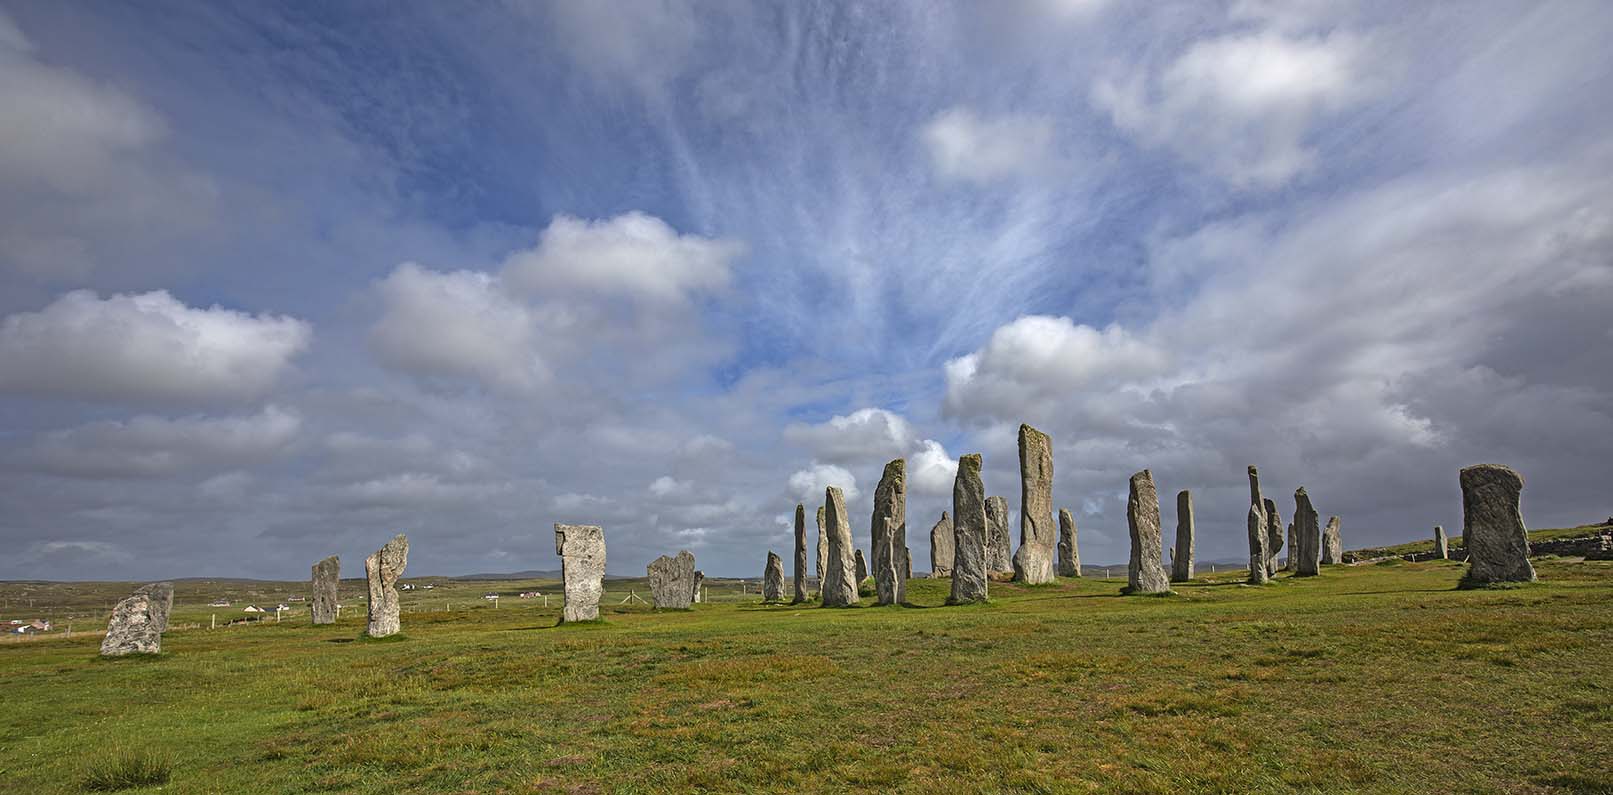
1264 499 1284 576
1434 526 1450 560
1171 491 1195 582
762 552 785 603
1057 508 1080 577
870 459 908 605
792 504 809 604
1125 470 1171 594
949 454 990 604
692 570 705 603
930 512 955 577
100 582 173 656
648 550 696 609
1247 505 1270 584
815 505 828 595
1292 489 1321 577
854 549 868 584
821 486 859 606
1012 424 1056 584
1284 523 1295 570
1321 517 1343 564
554 524 605 622
1459 464 1536 586
311 555 339 625
1248 465 1262 512
985 496 1013 574
364 534 408 637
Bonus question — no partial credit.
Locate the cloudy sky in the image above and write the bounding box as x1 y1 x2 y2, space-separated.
1 1 1609 580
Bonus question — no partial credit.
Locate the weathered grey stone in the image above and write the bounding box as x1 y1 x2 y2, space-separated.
1434 525 1449 560
1125 470 1171 594
692 570 705 603
648 550 696 609
1292 489 1321 577
985 496 1013 574
930 512 954 577
1057 508 1080 577
1284 523 1295 570
1460 464 1536 586
100 582 173 656
1012 424 1056 584
815 505 828 595
554 524 605 622
311 555 339 625
365 534 408 637
1247 505 1270 584
1171 490 1195 582
762 551 785 603
949 453 990 604
792 504 810 604
1321 516 1343 564
821 486 859 606
870 459 908 605
1248 465 1262 511
854 549 868 585
1264 498 1284 576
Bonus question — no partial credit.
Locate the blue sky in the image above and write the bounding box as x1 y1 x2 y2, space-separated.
2 1 1611 580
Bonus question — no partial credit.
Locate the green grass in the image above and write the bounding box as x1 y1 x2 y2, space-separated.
2 559 1611 793
1348 522 1610 560
80 749 172 791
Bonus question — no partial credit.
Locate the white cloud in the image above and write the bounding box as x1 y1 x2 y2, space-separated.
649 475 688 497
369 263 548 393
541 1 701 95
0 290 309 405
944 315 1168 421
788 462 859 503
783 407 915 464
28 405 301 479
330 472 509 508
908 439 959 497
502 212 742 304
921 107 1058 184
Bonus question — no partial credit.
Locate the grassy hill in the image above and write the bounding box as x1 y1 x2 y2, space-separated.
2 556 1610 794
1346 522 1611 560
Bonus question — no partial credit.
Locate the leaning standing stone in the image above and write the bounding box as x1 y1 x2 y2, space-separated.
1264 498 1283 577
815 505 828 596
1247 505 1270 585
985 496 1013 575
365 534 408 637
554 524 606 622
1058 508 1081 577
930 512 955 577
1124 470 1171 594
1292 490 1321 577
1459 464 1536 587
1012 424 1056 584
1434 526 1450 560
870 459 908 605
792 504 810 604
1171 490 1195 582
648 550 697 609
311 555 339 625
821 486 860 606
950 454 990 604
1321 517 1343 565
762 551 785 603
100 582 173 656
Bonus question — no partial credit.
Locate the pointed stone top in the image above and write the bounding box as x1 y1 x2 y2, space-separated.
1248 465 1258 475
941 510 949 519
1295 486 1308 497
882 458 905 478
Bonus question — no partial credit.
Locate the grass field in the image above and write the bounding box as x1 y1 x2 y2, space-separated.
2 552 1611 794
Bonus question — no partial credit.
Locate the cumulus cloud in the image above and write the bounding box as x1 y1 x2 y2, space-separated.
369 264 549 393
921 107 1058 184
788 462 859 503
908 439 959 497
0 290 310 405
943 316 1169 422
27 405 301 479
783 408 916 464
502 212 742 304
649 475 688 497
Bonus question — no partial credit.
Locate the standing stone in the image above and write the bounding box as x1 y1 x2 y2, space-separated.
949 453 990 604
930 512 955 577
1124 470 1171 594
311 555 339 625
1284 523 1295 570
1171 491 1195 582
1247 505 1270 584
648 550 696 609
1459 464 1536 586
1057 508 1080 577
985 496 1014 574
1434 526 1450 560
100 582 173 656
364 534 408 637
1012 424 1056 584
870 459 908 605
1292 489 1321 577
692 570 705 603
1321 517 1344 565
854 549 868 585
1248 465 1263 512
554 524 605 622
1265 499 1284 576
821 486 859 606
815 505 828 595
762 552 785 603
792 504 810 604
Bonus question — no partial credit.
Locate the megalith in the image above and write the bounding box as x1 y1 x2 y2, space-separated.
1058 508 1081 577
1459 464 1536 586
1247 504 1270 585
1171 490 1195 583
949 453 990 604
762 551 785 603
648 550 696 609
1292 489 1321 577
1012 424 1056 584
985 496 1013 575
1264 498 1283 577
870 459 908 604
1124 470 1171 594
1321 516 1343 564
930 512 955 578
1434 526 1449 560
365 534 408 637
1284 523 1295 570
854 549 868 585
311 555 339 625
554 524 605 622
100 582 173 656
792 504 810 604
821 486 859 606
815 505 828 594
1248 465 1263 511
692 570 705 603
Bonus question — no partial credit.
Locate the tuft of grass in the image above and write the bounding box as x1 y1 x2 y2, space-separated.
81 750 171 791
